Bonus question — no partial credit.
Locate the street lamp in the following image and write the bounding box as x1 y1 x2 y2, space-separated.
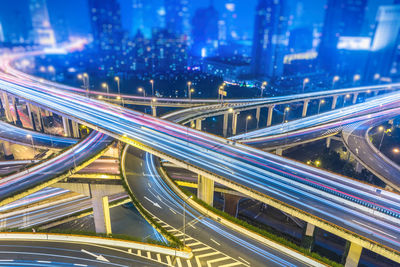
393 148 400 154
378 126 391 151
282 107 290 123
343 94 351 107
332 75 340 88
245 115 252 134
150 80 154 96
353 74 361 84
374 73 380 81
83 73 89 97
101 83 109 98
189 88 195 100
187 81 191 99
26 134 35 154
183 195 193 246
138 87 146 97
302 78 309 93
317 99 325 114
114 76 123 106
261 81 267 97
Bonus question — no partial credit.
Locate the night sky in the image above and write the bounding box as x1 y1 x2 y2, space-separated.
44 0 392 39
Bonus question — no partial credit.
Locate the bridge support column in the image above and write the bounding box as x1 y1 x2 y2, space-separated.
71 121 80 138
195 118 204 131
1 92 12 122
223 112 229 137
92 195 112 235
326 137 331 148
344 242 362 267
302 100 310 117
232 112 240 135
331 96 338 110
352 93 358 104
276 148 283 156
2 141 14 160
0 97 4 117
256 107 261 128
62 117 71 137
301 222 315 251
26 103 36 130
267 105 274 126
197 175 214 206
151 106 157 117
223 193 241 217
355 162 363 173
12 97 22 127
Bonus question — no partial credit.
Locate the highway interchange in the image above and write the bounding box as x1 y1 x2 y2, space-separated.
0 46 399 266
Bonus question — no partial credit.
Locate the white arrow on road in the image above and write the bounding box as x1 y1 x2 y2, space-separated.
81 249 110 262
144 196 162 208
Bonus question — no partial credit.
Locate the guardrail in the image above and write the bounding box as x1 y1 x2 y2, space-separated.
0 232 192 259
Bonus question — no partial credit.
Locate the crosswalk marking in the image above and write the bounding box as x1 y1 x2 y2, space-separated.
206 256 231 266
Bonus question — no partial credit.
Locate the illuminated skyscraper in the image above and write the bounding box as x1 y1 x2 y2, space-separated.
88 0 123 52
251 0 289 78
164 0 190 37
29 0 55 45
365 5 400 80
318 0 367 73
192 3 219 57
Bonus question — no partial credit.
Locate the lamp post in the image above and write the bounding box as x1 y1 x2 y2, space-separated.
302 78 309 93
261 81 267 97
189 88 195 100
138 87 146 97
101 83 109 98
245 115 252 134
332 75 340 88
187 81 192 99
26 134 36 155
183 195 193 246
378 126 390 151
343 94 351 107
83 73 89 97
114 76 123 106
150 80 154 96
282 107 290 123
317 99 325 114
77 74 85 89
353 74 361 84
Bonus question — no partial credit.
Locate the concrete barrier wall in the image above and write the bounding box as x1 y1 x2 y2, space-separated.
0 232 192 259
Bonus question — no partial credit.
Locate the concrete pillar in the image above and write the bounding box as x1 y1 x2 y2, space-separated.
326 137 331 148
267 105 274 127
232 112 240 135
223 193 242 217
352 93 358 104
331 96 338 110
195 118 203 131
197 174 214 206
302 100 310 117
0 97 4 117
256 107 261 128
344 242 362 267
26 103 35 130
13 99 22 127
223 112 229 137
276 148 283 156
151 106 157 117
92 195 112 235
355 162 363 173
71 121 80 138
1 92 12 122
302 222 315 251
2 141 14 160
62 117 71 137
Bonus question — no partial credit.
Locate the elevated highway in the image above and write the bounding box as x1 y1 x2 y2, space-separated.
343 116 400 192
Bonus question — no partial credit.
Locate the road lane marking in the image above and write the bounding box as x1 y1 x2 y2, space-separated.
210 238 220 246
353 220 398 239
238 256 250 265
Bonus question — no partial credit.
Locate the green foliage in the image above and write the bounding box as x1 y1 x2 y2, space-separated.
178 186 343 267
